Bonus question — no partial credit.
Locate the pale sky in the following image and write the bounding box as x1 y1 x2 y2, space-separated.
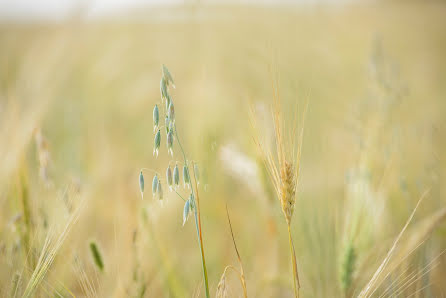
0 0 174 20
0 0 350 20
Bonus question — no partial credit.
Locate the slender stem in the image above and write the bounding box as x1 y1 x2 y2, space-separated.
174 125 210 298
287 224 300 298
226 205 248 298
174 189 187 202
140 168 159 175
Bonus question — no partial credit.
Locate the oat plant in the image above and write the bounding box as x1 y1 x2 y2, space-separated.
251 82 307 298
139 65 210 298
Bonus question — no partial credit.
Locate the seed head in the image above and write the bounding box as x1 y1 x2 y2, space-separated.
165 116 170 134
251 89 307 226
139 171 144 199
189 193 196 209
152 174 158 197
183 199 191 226
183 165 190 188
153 129 161 157
153 104 159 131
173 163 180 188
168 102 175 124
167 131 174 156
165 93 172 111
157 180 163 200
162 64 175 88
160 77 168 100
280 161 296 225
166 165 173 191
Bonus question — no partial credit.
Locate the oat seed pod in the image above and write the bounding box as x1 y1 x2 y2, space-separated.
139 171 144 199
160 77 168 100
168 102 175 124
193 163 200 185
152 174 158 197
165 116 170 134
166 165 173 191
182 199 191 226
162 64 175 88
189 193 195 209
153 129 161 157
165 93 171 111
167 130 174 156
183 165 190 188
157 180 163 200
173 163 180 188
153 104 159 131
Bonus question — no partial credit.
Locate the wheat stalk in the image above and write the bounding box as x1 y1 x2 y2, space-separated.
251 77 307 298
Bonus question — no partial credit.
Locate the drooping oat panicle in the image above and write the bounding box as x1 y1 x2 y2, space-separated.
139 65 210 297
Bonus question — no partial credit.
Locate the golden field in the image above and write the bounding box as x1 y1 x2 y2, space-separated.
0 2 445 297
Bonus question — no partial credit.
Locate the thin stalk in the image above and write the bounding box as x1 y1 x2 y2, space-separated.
174 125 210 298
287 224 300 298
226 205 248 298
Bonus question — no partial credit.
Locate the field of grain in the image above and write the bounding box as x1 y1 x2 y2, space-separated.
0 2 445 297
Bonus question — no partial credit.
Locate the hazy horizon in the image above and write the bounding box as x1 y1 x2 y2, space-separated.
0 0 366 21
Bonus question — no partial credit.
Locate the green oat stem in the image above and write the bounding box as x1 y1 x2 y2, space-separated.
174 125 210 298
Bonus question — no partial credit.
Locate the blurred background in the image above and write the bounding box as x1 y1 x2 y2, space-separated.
0 0 445 297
